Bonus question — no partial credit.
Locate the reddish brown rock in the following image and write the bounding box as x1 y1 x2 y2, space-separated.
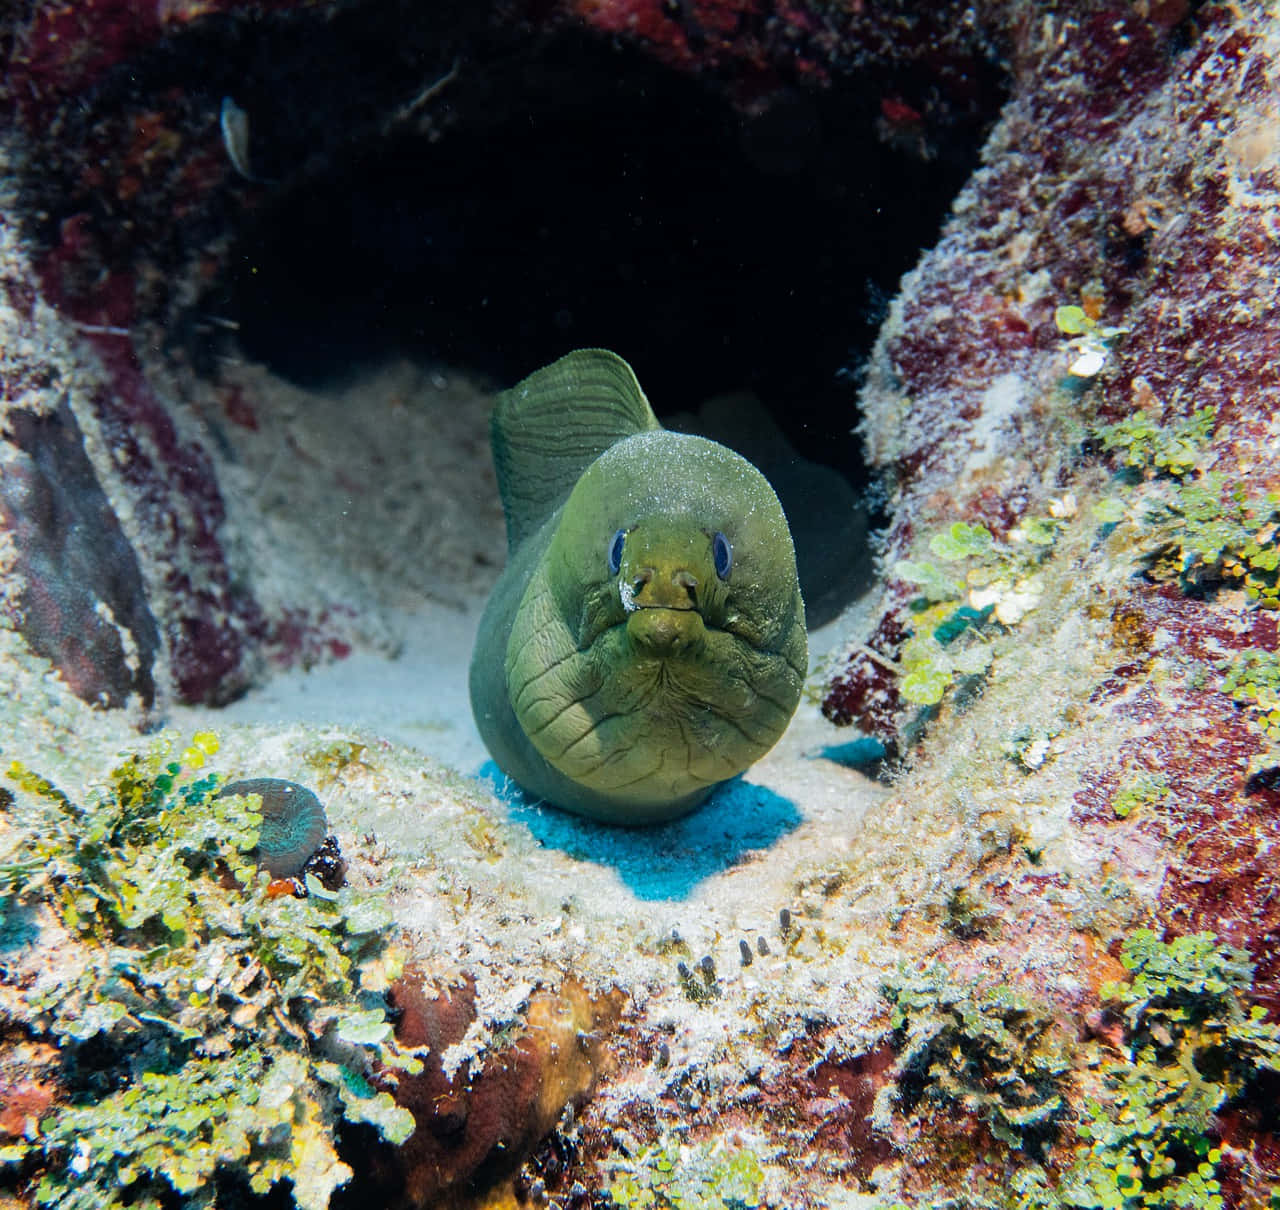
0 1040 60 1143
0 401 159 711
353 968 626 1209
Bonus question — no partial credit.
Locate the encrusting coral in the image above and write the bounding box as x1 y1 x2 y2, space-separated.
216 777 331 879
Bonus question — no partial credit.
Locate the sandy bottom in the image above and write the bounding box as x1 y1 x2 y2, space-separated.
168 599 886 911
154 356 897 1040
174 601 861 789
176 603 494 775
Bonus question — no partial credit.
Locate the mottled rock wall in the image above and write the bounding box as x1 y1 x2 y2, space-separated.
809 1 1280 1197
1 0 1017 710
1 0 488 710
829 0 1280 994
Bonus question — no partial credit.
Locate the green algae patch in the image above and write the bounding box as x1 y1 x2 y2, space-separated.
892 509 1073 709
1110 774 1170 821
607 1138 768 1210
1091 406 1280 610
1097 407 1216 480
1032 930 1280 1210
880 966 1074 1154
0 734 420 1209
1220 649 1280 741
874 933 1280 1210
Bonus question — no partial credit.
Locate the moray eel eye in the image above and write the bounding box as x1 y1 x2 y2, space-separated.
712 531 733 580
607 528 626 575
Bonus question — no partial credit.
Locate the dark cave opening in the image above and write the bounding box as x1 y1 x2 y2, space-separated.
221 28 1008 496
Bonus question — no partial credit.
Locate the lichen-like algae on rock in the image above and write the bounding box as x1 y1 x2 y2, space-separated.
469 349 808 824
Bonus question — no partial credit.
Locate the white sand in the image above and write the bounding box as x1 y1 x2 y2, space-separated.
177 602 494 774
174 598 859 786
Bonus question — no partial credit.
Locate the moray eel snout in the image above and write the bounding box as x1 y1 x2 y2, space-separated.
616 520 719 654
469 350 807 825
626 606 706 657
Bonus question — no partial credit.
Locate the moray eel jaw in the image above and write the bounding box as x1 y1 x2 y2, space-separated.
508 609 799 818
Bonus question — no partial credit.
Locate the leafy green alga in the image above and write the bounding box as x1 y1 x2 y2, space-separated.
0 734 421 1210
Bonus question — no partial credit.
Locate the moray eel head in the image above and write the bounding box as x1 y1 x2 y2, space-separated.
506 430 807 820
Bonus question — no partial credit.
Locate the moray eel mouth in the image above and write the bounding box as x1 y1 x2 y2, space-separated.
624 602 707 658
512 607 801 808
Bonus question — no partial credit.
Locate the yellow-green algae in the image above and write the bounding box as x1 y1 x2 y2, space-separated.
880 967 1074 1154
0 734 419 1210
1092 406 1280 610
607 1138 769 1209
870 933 1280 1210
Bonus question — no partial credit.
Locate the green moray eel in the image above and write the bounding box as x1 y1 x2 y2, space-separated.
469 349 807 825
217 778 328 878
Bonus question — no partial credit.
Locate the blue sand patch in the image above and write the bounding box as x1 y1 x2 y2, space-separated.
814 737 885 766
476 761 801 902
0 903 40 952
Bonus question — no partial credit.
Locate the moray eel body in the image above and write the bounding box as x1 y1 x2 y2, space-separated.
469 349 807 825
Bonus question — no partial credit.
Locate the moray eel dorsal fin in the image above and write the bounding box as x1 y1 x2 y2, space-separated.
492 348 661 551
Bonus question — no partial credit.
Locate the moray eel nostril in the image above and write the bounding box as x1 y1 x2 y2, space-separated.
216 777 328 879
469 348 807 825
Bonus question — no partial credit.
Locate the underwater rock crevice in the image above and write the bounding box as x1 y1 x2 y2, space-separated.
3 0 1014 702
219 27 1007 494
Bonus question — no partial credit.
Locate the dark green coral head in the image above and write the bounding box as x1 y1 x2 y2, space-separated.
217 777 327 878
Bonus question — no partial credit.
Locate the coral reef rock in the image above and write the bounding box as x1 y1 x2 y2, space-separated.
3 0 1280 1207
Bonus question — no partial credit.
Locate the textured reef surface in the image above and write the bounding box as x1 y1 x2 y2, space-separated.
2 0 1280 1207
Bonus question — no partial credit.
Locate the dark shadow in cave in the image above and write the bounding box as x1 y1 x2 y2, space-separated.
218 30 1007 622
